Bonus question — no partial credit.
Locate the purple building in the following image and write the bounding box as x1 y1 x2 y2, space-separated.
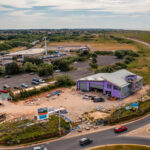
77 69 143 99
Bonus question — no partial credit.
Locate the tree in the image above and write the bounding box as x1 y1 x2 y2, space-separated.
24 62 38 72
24 57 43 65
5 62 20 75
55 75 75 86
95 66 114 73
38 63 53 77
52 59 70 71
91 57 97 64
0 67 4 75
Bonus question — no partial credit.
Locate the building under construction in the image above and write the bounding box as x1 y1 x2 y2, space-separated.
77 69 143 99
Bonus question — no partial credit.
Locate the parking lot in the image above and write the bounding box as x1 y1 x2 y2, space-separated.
0 73 41 90
0 55 123 89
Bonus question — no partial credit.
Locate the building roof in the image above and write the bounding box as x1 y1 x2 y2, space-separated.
7 48 45 56
102 69 142 87
79 73 106 81
78 69 143 88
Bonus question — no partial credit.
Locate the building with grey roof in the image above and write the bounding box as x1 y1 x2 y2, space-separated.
77 69 143 99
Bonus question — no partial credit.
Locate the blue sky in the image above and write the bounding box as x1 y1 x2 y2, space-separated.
0 0 150 29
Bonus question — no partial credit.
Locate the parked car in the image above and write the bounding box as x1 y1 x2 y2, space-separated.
21 83 28 88
79 138 93 146
39 79 45 83
4 75 11 78
32 78 39 82
29 72 35 75
93 97 105 102
114 126 128 133
14 85 19 89
7 96 12 101
55 70 61 73
32 81 39 85
3 84 10 89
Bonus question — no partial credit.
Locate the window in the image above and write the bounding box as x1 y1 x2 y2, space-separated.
114 86 120 90
107 84 112 89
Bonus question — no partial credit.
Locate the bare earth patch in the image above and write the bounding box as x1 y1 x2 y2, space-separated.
0 85 148 122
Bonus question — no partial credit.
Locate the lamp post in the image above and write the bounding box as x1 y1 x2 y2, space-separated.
58 106 61 136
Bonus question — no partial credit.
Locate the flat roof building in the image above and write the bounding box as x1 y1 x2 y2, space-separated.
6 48 45 58
77 69 143 99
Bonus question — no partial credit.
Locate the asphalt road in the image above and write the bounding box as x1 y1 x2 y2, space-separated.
16 115 150 150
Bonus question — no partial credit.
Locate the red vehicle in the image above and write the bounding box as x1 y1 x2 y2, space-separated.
0 90 8 93
114 126 128 133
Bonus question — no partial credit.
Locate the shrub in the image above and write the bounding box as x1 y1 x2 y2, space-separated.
55 75 75 87
95 66 114 73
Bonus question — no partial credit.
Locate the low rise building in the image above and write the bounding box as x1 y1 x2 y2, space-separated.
77 69 143 99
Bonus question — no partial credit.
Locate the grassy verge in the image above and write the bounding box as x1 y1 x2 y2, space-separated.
106 100 150 125
0 116 70 145
90 145 150 150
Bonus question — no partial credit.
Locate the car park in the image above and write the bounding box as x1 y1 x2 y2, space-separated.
79 138 93 146
114 126 128 133
21 83 28 88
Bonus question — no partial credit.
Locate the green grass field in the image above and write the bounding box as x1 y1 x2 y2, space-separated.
91 145 150 150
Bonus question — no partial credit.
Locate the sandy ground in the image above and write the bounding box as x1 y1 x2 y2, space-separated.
0 85 149 122
123 124 150 138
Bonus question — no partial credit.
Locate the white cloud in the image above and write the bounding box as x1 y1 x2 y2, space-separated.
0 0 150 14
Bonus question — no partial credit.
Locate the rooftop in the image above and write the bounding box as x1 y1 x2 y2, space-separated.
79 69 143 88
7 48 45 56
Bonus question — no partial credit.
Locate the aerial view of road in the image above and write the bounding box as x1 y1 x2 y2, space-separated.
15 115 150 150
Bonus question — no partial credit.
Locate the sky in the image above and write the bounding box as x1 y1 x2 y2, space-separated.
0 0 150 30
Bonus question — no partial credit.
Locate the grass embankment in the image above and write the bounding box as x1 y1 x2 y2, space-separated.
107 100 150 124
0 116 70 145
91 145 150 150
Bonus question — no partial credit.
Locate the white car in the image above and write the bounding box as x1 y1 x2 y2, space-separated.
39 79 45 83
33 145 47 150
55 70 61 73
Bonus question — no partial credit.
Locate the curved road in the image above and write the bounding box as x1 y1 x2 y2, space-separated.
12 115 150 150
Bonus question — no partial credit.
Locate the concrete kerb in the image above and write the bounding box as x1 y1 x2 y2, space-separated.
0 114 150 150
86 144 150 150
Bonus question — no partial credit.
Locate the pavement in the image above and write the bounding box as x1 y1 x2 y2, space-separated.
4 115 150 150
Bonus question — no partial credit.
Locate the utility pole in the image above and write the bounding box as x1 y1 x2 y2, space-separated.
44 36 47 55
59 107 61 136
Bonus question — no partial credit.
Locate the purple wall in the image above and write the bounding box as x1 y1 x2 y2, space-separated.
103 81 121 98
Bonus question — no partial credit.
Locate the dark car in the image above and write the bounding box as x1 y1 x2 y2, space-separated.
114 126 128 133
32 78 39 82
93 97 105 102
14 86 19 89
32 81 39 85
79 138 93 146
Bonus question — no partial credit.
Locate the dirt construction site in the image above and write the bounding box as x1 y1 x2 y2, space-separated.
0 85 149 122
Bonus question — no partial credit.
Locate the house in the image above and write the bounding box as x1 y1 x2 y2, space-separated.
77 69 143 99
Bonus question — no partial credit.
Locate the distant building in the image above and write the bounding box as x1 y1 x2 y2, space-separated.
77 69 143 99
6 48 45 58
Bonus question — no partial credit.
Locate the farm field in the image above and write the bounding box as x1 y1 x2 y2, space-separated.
48 41 137 51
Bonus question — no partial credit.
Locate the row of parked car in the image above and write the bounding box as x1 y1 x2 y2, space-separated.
3 78 45 90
